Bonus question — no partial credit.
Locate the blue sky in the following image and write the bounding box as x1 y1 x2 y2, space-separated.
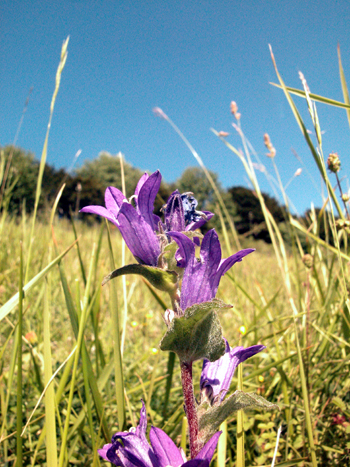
2 0 350 214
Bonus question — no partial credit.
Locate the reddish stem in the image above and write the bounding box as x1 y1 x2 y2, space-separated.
180 361 200 458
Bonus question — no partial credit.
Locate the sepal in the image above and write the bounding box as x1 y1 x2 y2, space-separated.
159 299 230 363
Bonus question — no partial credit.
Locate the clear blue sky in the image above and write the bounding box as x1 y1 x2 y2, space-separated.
2 0 350 214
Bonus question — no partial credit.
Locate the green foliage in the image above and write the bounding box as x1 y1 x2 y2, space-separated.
77 151 144 197
0 145 66 214
229 186 285 242
175 166 223 210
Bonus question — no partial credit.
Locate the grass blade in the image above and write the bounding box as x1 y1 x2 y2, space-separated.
337 44 350 129
43 248 58 467
106 221 126 430
0 238 78 321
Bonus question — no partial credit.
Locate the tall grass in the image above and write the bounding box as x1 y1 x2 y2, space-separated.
1 40 350 467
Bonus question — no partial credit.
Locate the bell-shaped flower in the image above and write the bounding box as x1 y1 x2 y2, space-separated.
164 190 214 232
80 170 162 266
200 339 266 406
168 229 254 310
98 401 221 466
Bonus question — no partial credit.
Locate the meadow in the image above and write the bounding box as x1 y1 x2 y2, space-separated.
0 39 349 466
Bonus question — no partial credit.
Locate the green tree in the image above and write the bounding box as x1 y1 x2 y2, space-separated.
229 186 285 242
0 145 67 215
77 152 144 198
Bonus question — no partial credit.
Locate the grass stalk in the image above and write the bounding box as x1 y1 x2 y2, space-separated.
58 243 96 467
236 362 245 467
16 242 24 466
43 248 58 467
106 221 126 430
25 37 69 284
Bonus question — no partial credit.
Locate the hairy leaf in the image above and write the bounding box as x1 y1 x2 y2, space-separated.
159 299 229 363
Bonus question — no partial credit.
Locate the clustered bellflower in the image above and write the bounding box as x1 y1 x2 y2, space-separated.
80 169 270 462
168 230 254 310
80 170 162 266
99 402 221 467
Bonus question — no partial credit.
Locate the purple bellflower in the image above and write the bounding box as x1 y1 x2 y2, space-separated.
99 401 221 466
164 190 214 232
168 229 255 311
80 170 162 266
200 339 266 406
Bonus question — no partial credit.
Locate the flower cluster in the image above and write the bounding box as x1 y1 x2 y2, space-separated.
81 170 254 312
81 170 271 463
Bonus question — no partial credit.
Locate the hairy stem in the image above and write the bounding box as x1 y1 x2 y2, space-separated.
180 361 199 458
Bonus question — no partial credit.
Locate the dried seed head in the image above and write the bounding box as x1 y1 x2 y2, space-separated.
335 219 350 233
264 133 276 158
153 107 168 119
230 101 238 115
302 254 314 269
230 101 241 120
327 152 341 173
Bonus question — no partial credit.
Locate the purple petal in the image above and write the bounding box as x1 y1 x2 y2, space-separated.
167 231 195 269
210 248 255 296
179 230 221 309
195 432 222 463
106 438 152 467
164 190 186 232
201 341 265 403
105 186 126 217
201 339 231 400
149 426 184 467
199 230 221 270
98 443 113 461
117 203 161 266
136 170 161 230
135 400 149 450
182 460 209 467
80 205 118 226
186 211 214 231
135 173 150 198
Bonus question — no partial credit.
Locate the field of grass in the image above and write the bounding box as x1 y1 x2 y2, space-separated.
1 39 350 467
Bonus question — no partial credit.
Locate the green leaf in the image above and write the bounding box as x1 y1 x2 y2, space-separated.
102 263 178 293
198 390 279 445
159 299 229 363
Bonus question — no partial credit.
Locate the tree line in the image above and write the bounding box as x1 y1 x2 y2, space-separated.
0 145 294 243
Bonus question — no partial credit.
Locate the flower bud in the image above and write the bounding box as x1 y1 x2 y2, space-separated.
327 152 341 173
302 254 314 269
342 193 350 202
